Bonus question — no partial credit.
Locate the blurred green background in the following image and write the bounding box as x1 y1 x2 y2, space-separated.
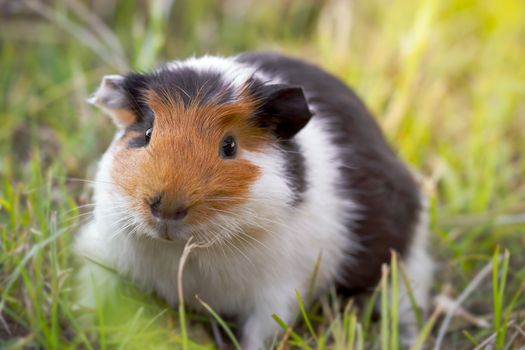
1 0 524 349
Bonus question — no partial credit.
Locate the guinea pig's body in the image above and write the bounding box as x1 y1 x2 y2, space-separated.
76 52 432 349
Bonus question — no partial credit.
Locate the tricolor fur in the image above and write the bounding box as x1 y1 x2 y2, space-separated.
76 52 432 349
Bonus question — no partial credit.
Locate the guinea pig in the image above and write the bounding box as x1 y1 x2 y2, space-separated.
75 52 432 349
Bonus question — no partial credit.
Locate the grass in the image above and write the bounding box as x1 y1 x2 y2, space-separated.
1 0 524 348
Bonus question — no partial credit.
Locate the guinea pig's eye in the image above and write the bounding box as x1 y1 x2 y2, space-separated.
145 128 153 144
220 135 237 159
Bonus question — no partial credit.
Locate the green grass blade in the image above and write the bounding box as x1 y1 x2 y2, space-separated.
409 308 440 350
390 252 399 350
496 249 510 349
398 259 424 328
195 295 241 350
272 314 312 350
295 289 318 345
380 264 390 350
462 330 479 347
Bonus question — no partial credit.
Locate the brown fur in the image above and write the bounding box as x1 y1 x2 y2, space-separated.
110 89 269 226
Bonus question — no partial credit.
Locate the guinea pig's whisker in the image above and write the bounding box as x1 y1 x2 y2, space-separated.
130 221 147 238
60 210 132 228
58 206 98 224
99 210 133 231
60 208 94 219
236 231 270 250
122 224 139 241
238 211 280 227
208 207 282 230
208 220 263 257
56 220 89 235
109 211 134 224
109 217 136 240
218 233 254 268
215 223 237 235
212 217 240 232
205 195 250 200
231 231 261 251
205 228 233 249
59 211 96 224
193 233 219 250
60 202 97 215
230 240 256 268
201 234 221 254
63 177 119 188
127 223 144 240
197 232 215 248
204 197 250 203
209 215 261 241
277 149 303 155
107 214 133 232
69 176 132 194
206 207 234 216
216 242 229 266
60 197 127 221
202 231 228 261
61 206 129 224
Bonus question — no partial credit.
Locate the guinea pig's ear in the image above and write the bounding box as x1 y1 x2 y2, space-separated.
254 84 312 139
88 75 135 128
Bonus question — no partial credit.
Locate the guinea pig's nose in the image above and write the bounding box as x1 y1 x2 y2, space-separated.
149 195 189 221
169 206 189 221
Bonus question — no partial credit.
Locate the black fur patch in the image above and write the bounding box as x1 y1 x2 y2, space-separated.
248 82 312 139
121 73 151 122
237 52 422 295
279 140 307 205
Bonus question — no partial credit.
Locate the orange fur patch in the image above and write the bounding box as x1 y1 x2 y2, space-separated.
109 108 136 127
110 89 268 226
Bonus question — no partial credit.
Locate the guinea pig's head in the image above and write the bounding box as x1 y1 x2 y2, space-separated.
89 58 311 244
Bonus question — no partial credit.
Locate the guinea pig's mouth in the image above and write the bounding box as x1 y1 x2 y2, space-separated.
153 220 192 241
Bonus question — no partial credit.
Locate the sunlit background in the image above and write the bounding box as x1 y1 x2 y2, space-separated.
1 0 524 349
